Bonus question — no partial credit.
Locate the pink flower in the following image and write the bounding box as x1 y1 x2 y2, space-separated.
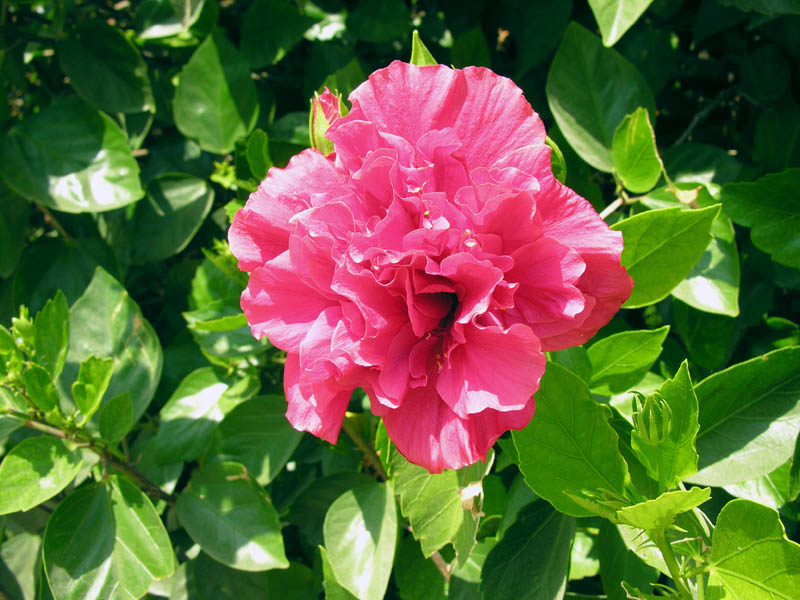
229 61 632 473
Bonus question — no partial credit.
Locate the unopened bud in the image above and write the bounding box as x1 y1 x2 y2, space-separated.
632 392 672 444
309 87 346 156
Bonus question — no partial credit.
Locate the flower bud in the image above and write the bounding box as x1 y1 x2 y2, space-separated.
632 392 672 445
309 87 345 156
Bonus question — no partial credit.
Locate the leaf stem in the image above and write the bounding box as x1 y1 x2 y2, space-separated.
16 411 177 506
652 529 692 599
341 414 388 481
599 197 624 220
37 204 73 244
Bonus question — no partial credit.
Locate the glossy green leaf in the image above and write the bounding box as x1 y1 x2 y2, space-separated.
58 268 162 423
480 501 574 600
323 482 397 600
630 362 699 491
0 97 144 213
546 22 656 172
130 173 214 264
0 437 83 514
687 346 800 486
389 446 490 565
394 536 447 600
33 290 69 381
548 345 592 383
23 363 60 415
43 476 174 600
410 30 437 66
0 531 39 600
612 107 663 193
612 205 720 308
588 0 655 47
598 521 658 600
513 363 630 517
569 529 601 581
723 460 793 511
184 300 270 359
545 136 568 184
347 0 410 43
722 168 800 270
754 102 800 171
320 546 359 600
708 499 800 598
587 326 669 394
717 0 800 14
175 552 316 600
176 462 288 571
287 472 374 548
212 395 302 485
616 487 710 531
241 0 318 69
71 355 113 424
171 0 205 28
11 237 110 316
0 187 29 278
97 392 134 443
156 367 257 463
672 300 736 369
245 129 272 181
174 31 259 154
57 20 154 114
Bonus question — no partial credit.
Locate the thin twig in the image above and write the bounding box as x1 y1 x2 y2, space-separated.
674 88 737 146
341 414 388 481
599 197 624 220
38 204 73 244
430 551 451 582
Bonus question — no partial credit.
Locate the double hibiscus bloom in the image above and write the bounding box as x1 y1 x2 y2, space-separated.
230 61 632 473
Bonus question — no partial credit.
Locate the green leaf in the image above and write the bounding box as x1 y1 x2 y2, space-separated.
588 0 655 47
287 472 374 548
23 363 60 415
612 107 663 193
97 392 134 443
0 97 144 213
480 501 575 600
722 168 800 270
171 0 205 28
587 326 669 394
347 0 410 43
410 30 437 66
687 346 800 486
451 26 491 68
0 437 83 514
394 536 447 600
58 268 162 423
724 460 793 511
323 482 397 600
57 20 154 114
615 487 711 531
754 102 800 172
245 129 272 181
672 299 736 369
545 136 568 184
130 173 214 264
320 546 359 600
176 461 288 571
717 0 800 15
513 1 572 78
175 553 316 600
708 499 800 598
0 531 40 600
630 361 699 491
43 476 175 600
212 395 302 486
569 528 601 581
612 205 720 308
156 367 257 463
512 363 630 517
184 299 270 360
240 0 318 69
0 186 29 278
389 446 490 565
546 22 655 172
174 31 259 154
598 521 659 600
71 355 114 424
33 290 69 381
663 143 744 185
